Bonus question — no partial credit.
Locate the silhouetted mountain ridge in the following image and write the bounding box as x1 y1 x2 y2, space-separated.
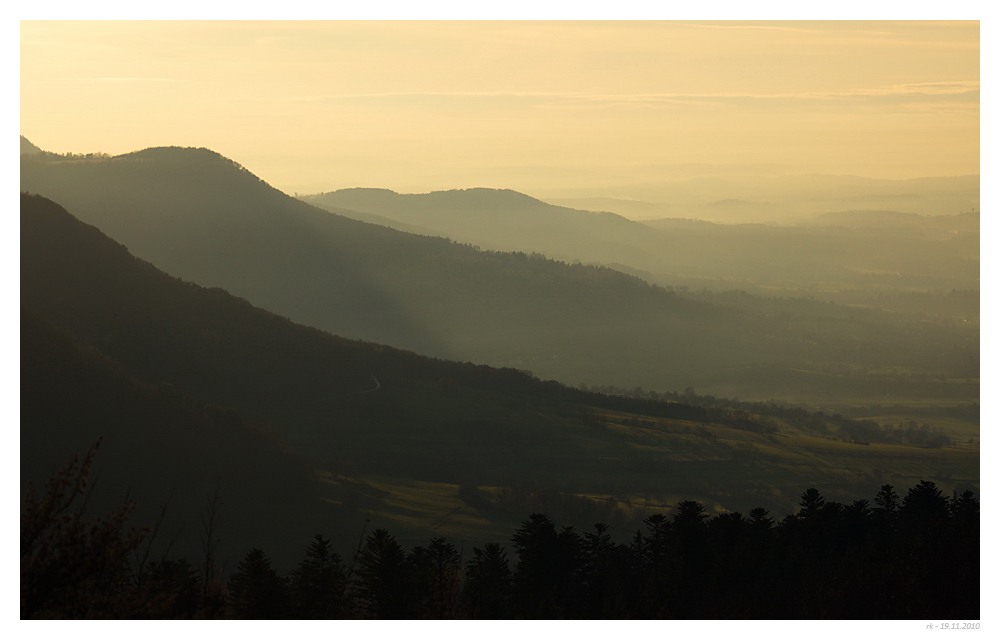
302 185 658 263
21 135 43 155
21 147 977 402
306 179 978 299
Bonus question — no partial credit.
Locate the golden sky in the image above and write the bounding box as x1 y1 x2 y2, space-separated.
20 21 980 195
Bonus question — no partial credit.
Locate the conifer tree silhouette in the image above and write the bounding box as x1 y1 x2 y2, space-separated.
143 559 204 618
797 488 826 519
463 542 512 619
511 514 583 617
227 548 289 619
290 535 345 619
353 529 407 618
874 484 899 515
405 537 461 618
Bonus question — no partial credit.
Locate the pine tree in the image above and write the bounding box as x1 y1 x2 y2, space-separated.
404 537 461 618
227 548 289 619
289 534 345 619
144 559 204 618
463 542 512 619
797 488 826 519
511 514 582 617
874 484 899 515
353 529 407 619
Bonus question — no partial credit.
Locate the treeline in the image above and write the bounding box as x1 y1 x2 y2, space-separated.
846 402 979 425
836 419 955 447
583 384 960 444
583 382 834 428
22 451 977 619
30 151 113 160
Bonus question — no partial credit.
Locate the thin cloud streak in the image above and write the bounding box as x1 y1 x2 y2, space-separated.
53 77 180 83
222 82 980 106
684 23 821 33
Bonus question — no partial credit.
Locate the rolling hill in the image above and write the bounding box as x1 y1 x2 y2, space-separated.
21 135 43 155
20 148 977 404
302 187 661 267
306 185 978 298
22 193 979 556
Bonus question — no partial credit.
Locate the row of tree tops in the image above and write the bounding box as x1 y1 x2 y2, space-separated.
22 447 978 620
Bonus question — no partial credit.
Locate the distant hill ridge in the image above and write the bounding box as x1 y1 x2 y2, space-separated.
20 135 43 155
312 186 554 212
815 209 923 225
811 209 979 231
302 183 673 280
303 185 644 235
21 146 726 385
704 199 773 208
21 145 978 402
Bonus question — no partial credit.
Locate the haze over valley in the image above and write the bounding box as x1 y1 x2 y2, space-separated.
19 20 979 620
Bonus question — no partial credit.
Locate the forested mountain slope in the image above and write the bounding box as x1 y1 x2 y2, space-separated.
21 308 328 569
303 187 659 267
22 194 979 539
22 193 727 484
306 187 978 296
21 149 976 403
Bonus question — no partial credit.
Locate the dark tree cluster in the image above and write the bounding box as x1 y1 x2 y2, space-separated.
583 383 969 443
23 453 978 620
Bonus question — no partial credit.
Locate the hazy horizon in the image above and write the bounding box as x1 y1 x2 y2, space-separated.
19 19 981 621
21 21 979 200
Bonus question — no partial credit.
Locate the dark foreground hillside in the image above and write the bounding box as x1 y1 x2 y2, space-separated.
23 446 978 620
21 309 335 569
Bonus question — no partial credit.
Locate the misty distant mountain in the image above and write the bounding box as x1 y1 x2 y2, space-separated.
21 135 43 155
302 187 663 267
545 196 674 220
319 203 441 236
304 183 977 297
635 213 977 294
19 147 722 392
811 209 980 230
541 174 979 223
21 148 977 403
638 218 719 230
703 198 772 209
813 209 923 226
